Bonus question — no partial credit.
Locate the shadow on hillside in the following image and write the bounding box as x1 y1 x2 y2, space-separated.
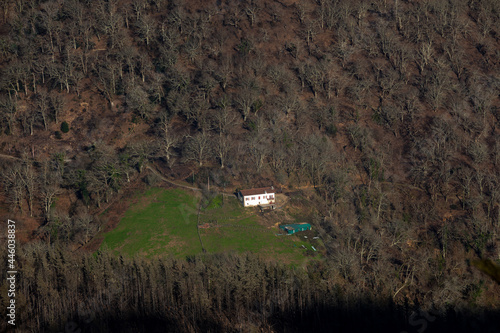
52 300 500 333
273 302 500 333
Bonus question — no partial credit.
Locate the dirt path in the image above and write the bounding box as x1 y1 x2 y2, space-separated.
0 153 19 160
380 181 426 193
145 164 235 197
146 164 202 191
0 152 72 162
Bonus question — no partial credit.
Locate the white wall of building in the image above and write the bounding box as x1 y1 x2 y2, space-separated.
242 193 275 207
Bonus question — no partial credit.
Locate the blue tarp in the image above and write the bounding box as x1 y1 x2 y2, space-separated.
279 223 311 234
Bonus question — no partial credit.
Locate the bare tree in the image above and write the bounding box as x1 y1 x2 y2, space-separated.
244 2 260 27
213 135 232 169
126 140 156 173
443 41 466 80
0 97 17 135
277 95 301 119
467 141 488 165
415 41 434 74
49 94 64 124
347 124 372 152
299 134 334 187
148 72 166 104
183 130 212 167
376 67 401 100
246 133 270 172
304 62 324 98
377 105 404 137
302 18 318 49
40 183 60 222
214 55 233 92
126 84 154 119
294 3 307 25
35 91 50 131
211 101 237 136
323 168 350 214
234 79 259 121
469 78 495 127
86 170 107 208
20 157 36 217
335 39 355 69
73 206 98 245
20 105 40 136
158 114 180 166
136 14 156 46
48 59 76 94
2 162 25 213
424 63 450 111
266 64 286 88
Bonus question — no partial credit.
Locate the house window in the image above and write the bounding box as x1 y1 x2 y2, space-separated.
258 196 260 199
269 195 274 199
245 198 249 201
252 197 255 200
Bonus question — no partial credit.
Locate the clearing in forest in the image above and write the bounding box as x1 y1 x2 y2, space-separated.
100 188 316 263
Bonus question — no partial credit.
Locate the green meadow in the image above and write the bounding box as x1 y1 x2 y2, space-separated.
101 188 316 263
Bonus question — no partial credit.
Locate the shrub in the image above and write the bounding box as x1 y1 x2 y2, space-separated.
143 173 160 186
61 121 70 133
55 131 62 139
467 141 488 164
206 194 223 210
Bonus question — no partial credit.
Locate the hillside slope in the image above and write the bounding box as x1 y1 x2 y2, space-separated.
0 0 500 330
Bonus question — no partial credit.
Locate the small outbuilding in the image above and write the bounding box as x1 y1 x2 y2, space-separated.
279 223 311 235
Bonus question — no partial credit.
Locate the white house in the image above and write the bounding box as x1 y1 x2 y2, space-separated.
238 186 276 207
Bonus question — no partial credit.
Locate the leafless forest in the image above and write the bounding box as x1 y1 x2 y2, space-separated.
0 0 500 331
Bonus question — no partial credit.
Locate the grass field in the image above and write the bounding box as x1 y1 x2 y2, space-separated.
101 188 318 264
101 187 202 257
199 195 312 262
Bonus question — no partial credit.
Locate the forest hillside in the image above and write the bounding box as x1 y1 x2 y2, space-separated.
0 0 500 331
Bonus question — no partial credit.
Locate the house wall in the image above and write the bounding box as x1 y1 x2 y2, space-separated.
242 193 275 207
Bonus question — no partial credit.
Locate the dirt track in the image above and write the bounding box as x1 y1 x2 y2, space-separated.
0 152 72 163
146 164 236 197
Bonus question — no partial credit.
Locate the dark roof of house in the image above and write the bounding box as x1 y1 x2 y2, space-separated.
239 186 275 196
280 223 311 229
